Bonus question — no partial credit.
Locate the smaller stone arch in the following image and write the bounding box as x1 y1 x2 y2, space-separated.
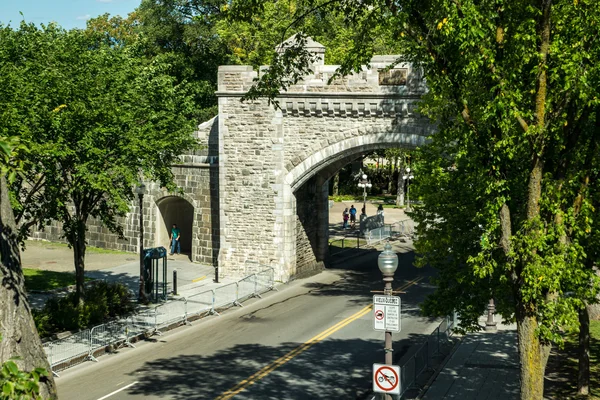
155 195 195 254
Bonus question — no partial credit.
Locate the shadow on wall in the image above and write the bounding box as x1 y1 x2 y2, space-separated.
156 197 194 253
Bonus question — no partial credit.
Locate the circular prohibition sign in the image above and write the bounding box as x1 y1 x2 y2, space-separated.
375 366 399 392
375 310 385 321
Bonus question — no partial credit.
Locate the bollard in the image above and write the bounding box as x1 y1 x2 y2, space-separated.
173 270 178 295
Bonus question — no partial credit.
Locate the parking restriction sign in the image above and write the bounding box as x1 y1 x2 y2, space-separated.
373 295 401 332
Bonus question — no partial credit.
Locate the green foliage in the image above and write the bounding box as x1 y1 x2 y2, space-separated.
232 0 600 376
0 21 198 301
22 269 92 292
0 336 47 400
33 281 135 337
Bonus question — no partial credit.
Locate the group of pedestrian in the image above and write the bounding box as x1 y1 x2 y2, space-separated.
342 204 385 229
342 205 357 229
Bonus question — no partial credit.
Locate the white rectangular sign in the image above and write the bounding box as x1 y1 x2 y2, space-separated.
373 363 401 395
373 295 401 332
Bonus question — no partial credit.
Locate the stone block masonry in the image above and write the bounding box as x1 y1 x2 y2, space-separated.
215 52 435 282
29 162 220 266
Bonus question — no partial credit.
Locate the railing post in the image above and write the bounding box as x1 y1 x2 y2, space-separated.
173 269 178 295
253 273 259 297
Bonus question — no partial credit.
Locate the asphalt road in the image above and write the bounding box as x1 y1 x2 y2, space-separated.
57 240 439 400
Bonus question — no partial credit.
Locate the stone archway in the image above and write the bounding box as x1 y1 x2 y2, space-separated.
213 52 435 281
156 196 194 254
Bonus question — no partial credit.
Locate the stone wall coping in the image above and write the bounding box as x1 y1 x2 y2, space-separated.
170 163 214 168
215 91 424 99
218 65 254 72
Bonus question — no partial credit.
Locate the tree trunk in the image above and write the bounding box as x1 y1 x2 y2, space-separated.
396 159 405 207
577 305 590 395
0 176 57 398
517 314 547 400
333 172 339 196
72 226 87 305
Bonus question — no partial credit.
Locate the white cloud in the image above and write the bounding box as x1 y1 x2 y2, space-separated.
76 14 91 20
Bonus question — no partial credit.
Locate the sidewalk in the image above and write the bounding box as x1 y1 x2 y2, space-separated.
22 239 222 308
421 317 519 400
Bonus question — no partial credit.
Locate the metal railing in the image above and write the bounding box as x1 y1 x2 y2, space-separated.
397 314 455 398
328 232 363 255
365 219 415 246
42 267 276 376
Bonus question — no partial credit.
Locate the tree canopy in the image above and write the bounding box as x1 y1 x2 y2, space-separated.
1 22 198 302
228 0 600 398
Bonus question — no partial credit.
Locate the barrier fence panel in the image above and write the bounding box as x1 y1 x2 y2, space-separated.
214 282 238 309
154 299 186 330
45 329 92 372
187 289 214 317
44 264 279 374
256 268 275 294
129 310 155 336
237 275 256 303
89 323 114 360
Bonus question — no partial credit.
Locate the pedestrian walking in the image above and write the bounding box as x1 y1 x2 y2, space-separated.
349 205 357 229
342 208 349 229
169 223 181 255
377 204 384 216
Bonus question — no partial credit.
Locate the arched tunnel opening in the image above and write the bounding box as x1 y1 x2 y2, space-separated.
293 145 410 278
156 196 194 254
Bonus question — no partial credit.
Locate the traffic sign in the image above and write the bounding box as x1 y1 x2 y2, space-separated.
373 295 401 332
373 363 400 395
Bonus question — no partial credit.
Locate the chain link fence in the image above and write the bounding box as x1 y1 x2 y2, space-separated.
42 266 276 376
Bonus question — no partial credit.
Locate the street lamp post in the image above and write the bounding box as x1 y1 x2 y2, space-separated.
357 172 372 216
402 168 414 211
378 241 399 399
134 183 147 302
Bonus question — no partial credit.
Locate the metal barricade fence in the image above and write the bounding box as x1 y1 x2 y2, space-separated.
89 322 117 360
237 274 256 303
44 329 91 373
129 310 155 336
154 298 187 330
42 265 278 374
187 289 215 317
256 268 275 295
213 282 238 309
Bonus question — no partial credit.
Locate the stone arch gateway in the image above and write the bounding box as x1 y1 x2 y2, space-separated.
206 54 436 281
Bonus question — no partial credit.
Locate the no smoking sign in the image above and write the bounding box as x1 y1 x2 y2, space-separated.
373 363 400 395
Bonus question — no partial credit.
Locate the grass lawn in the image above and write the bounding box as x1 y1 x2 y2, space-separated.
23 268 91 292
28 240 129 255
545 319 600 399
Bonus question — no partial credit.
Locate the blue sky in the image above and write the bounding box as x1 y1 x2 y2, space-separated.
0 0 141 30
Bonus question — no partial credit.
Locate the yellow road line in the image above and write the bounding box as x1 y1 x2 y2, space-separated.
214 276 424 400
192 276 207 283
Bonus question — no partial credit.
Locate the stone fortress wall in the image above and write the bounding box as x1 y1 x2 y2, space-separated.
29 39 436 282
213 43 435 281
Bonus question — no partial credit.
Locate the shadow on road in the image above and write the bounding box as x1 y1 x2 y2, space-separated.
127 338 382 399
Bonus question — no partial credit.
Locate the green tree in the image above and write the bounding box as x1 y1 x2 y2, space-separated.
229 0 600 398
3 22 198 304
136 0 230 123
